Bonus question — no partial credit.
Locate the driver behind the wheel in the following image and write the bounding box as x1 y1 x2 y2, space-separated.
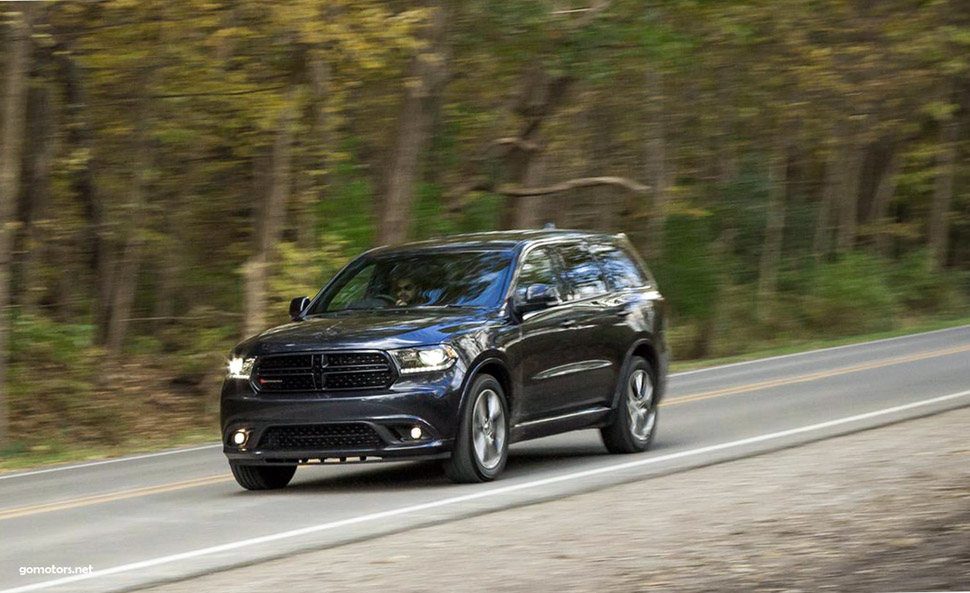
394 276 417 307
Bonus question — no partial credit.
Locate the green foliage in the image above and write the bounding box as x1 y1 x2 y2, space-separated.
140 306 238 379
268 239 350 312
653 215 719 321
714 160 770 284
316 162 377 254
7 311 226 452
9 311 95 358
411 183 459 240
802 253 899 336
8 313 113 445
889 249 966 314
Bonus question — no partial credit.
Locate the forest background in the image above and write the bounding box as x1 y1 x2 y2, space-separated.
1 0 968 464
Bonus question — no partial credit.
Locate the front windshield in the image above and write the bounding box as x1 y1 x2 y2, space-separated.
308 250 513 314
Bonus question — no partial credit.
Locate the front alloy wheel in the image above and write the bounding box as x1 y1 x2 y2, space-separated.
444 374 509 483
471 387 507 471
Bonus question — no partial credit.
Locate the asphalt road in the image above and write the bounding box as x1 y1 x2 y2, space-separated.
3 325 970 593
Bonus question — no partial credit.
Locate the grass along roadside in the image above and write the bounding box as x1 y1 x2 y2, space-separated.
0 427 219 474
3 315 970 475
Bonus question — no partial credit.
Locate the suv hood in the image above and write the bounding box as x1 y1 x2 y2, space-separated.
240 309 495 355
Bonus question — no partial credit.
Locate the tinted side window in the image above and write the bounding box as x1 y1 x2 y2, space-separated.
558 243 607 300
515 248 560 300
598 247 646 290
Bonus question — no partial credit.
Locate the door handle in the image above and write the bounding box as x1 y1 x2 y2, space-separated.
560 319 578 328
616 309 632 317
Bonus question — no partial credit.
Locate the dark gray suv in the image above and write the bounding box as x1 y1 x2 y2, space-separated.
222 230 669 489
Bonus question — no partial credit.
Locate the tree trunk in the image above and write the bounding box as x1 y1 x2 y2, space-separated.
757 141 788 321
377 0 449 245
584 103 613 231
510 152 547 229
928 116 957 270
94 234 116 345
836 143 864 253
0 2 33 446
644 66 668 258
813 145 843 261
715 64 739 187
57 48 110 338
698 229 735 358
21 82 57 312
868 146 898 258
152 160 196 328
242 253 268 340
152 211 176 327
106 93 152 353
298 54 331 250
242 100 295 339
499 69 572 229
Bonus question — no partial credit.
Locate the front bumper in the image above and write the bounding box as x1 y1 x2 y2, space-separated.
220 371 462 465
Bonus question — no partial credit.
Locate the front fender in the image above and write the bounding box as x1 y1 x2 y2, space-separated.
453 351 513 425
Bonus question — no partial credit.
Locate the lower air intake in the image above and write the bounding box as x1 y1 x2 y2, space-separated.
257 423 384 451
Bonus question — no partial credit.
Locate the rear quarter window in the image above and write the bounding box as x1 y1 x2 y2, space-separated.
598 246 646 290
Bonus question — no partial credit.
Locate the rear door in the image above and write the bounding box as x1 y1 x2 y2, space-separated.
590 241 654 380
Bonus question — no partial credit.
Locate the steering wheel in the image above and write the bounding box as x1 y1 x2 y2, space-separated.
373 294 397 306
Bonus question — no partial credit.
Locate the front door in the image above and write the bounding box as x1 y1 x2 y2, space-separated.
512 245 607 421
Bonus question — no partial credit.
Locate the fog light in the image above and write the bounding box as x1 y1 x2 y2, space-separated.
231 429 249 446
409 426 423 440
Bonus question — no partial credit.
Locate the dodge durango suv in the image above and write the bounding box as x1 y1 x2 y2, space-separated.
221 230 669 489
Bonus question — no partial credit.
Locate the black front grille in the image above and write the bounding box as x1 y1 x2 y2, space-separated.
257 423 384 450
325 370 395 390
253 351 395 393
328 352 387 367
259 354 313 370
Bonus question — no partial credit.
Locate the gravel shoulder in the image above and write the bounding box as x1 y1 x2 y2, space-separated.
145 406 970 593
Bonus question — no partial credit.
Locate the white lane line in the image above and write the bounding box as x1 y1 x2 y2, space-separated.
670 323 970 378
0 445 223 481
5 388 969 593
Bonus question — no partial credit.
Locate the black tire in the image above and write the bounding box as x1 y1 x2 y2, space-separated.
444 374 509 483
229 462 296 490
600 356 659 454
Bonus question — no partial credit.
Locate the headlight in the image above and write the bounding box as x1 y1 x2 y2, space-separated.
226 356 256 380
390 345 458 375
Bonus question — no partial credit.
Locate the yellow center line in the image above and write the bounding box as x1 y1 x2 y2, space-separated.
0 474 232 521
662 343 970 407
3 343 969 521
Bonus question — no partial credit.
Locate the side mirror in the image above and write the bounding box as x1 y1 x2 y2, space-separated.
516 284 561 314
289 296 310 321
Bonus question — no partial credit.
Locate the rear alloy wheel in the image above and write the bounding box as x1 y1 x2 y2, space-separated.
229 462 296 490
444 375 509 483
600 356 659 454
